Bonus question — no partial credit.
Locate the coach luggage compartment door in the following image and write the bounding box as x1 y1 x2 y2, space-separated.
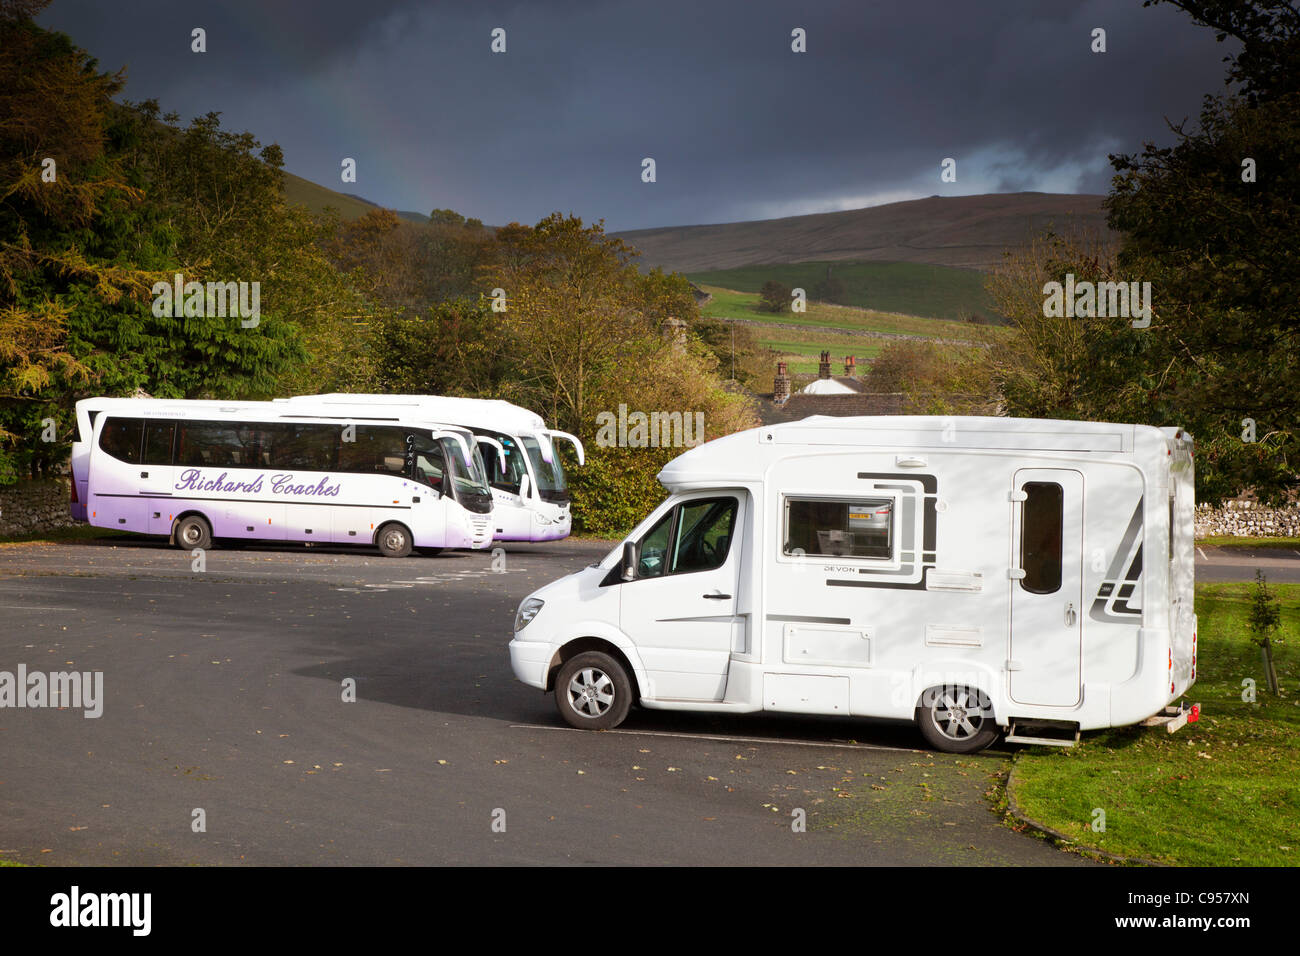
1009 469 1084 707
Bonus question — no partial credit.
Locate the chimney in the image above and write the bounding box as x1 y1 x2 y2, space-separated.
843 355 856 377
818 350 831 380
774 361 791 405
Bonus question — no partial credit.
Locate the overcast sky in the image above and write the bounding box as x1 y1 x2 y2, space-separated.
39 0 1238 231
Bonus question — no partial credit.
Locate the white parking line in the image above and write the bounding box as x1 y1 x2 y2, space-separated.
1196 547 1208 560
0 605 75 611
509 723 917 753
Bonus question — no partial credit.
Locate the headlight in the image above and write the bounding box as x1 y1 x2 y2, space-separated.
514 597 544 632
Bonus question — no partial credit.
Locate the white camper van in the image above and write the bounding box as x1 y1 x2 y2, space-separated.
509 416 1197 753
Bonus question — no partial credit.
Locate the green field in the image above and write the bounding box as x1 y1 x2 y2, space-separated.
697 282 997 374
697 285 992 341
689 261 1000 322
762 334 884 375
1010 581 1300 865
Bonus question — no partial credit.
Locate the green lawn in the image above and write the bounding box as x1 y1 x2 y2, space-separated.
689 260 1000 321
1010 581 1300 865
1198 536 1300 550
763 335 884 375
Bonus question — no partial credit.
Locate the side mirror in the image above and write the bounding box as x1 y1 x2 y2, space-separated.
621 541 637 582
518 473 530 501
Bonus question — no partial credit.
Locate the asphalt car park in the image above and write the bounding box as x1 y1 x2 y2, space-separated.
0 535 1088 865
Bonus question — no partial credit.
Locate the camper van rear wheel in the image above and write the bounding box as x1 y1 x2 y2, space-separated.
376 522 413 558
916 685 999 754
175 515 212 551
555 651 632 730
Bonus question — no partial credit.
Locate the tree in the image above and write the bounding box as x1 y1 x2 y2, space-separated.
758 279 792 314
370 296 511 396
1145 1 1300 104
1101 2 1300 501
989 1 1300 502
483 214 758 534
0 15 155 479
811 265 845 304
1248 568 1282 694
864 340 999 415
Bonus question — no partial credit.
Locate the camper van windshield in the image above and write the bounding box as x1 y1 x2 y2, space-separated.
521 436 568 503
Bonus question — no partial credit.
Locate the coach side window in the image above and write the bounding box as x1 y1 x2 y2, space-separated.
178 422 260 468
269 423 337 471
142 421 176 465
98 417 143 463
337 425 406 475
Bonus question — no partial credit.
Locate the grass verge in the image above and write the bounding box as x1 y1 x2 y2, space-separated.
1009 581 1300 865
1197 535 1300 550
0 524 131 547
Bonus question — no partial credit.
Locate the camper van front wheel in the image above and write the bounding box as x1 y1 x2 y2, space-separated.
916 685 999 754
555 652 632 730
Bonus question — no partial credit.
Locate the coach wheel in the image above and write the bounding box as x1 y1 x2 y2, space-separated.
376 522 414 558
916 685 1000 754
175 515 212 551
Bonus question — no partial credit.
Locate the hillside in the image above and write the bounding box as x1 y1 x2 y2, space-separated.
689 261 997 321
281 170 430 224
616 192 1111 274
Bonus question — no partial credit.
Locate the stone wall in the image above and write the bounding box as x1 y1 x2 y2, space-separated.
1195 500 1300 539
0 478 76 537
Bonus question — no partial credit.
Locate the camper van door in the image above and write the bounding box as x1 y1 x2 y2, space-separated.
1009 468 1084 706
618 494 744 702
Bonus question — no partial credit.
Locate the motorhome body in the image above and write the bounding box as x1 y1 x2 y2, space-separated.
509 416 1197 752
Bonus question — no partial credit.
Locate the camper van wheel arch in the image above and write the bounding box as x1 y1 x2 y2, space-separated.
375 522 414 558
173 513 213 551
915 685 1000 754
554 651 633 730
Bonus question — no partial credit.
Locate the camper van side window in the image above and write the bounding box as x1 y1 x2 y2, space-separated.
1021 482 1063 594
636 511 674 579
634 496 739 579
784 497 892 560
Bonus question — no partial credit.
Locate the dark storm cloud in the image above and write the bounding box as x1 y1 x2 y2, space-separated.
38 0 1236 230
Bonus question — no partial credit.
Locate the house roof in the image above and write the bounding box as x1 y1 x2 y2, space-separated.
801 377 860 395
758 391 907 425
